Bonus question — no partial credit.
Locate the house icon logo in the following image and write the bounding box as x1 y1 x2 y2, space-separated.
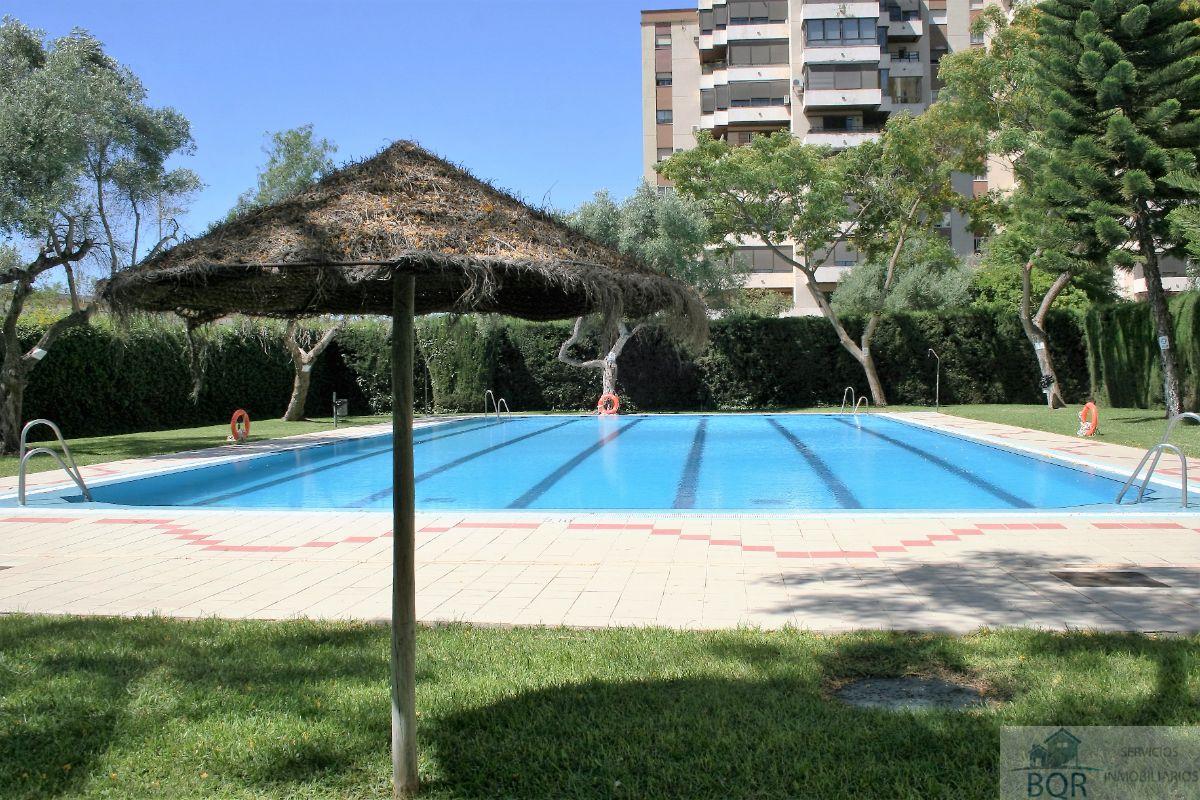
1029 728 1082 769
1016 728 1098 798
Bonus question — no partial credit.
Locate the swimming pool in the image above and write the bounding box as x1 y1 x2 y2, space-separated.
31 414 1166 512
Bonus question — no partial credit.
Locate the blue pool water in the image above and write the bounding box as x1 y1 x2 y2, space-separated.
39 414 1161 511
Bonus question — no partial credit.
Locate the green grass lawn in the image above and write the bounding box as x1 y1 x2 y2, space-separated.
925 403 1200 459
0 415 392 479
0 616 1196 799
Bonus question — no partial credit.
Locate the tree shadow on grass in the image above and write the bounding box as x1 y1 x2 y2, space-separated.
0 615 399 798
422 673 996 800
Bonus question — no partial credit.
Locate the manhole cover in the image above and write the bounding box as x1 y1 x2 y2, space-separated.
836 677 984 711
1052 571 1167 588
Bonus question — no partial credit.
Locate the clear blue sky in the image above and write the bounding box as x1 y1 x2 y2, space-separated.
7 0 684 235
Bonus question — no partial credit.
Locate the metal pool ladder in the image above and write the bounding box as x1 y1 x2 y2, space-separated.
840 387 856 412
496 398 510 420
484 390 511 420
18 419 91 506
1115 412 1199 508
854 397 870 415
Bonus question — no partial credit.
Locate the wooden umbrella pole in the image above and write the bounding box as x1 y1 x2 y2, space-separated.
391 273 418 797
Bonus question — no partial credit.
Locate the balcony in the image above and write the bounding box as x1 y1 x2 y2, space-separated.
801 88 883 108
728 104 791 124
880 96 925 112
800 44 881 65
725 65 790 82
801 1 882 19
885 57 924 77
883 15 923 41
725 22 790 41
804 129 882 148
699 29 728 52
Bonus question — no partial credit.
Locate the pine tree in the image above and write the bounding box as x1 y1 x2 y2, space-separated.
1035 0 1200 416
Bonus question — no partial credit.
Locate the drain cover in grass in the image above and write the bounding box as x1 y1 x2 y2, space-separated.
836 677 984 711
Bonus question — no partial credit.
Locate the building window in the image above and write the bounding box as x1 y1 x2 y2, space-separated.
970 29 986 45
888 76 922 103
884 4 921 22
733 245 794 273
727 40 789 66
973 236 986 254
656 72 672 86
727 0 788 25
805 18 878 47
729 79 788 107
809 115 864 131
970 0 985 7
891 48 919 62
657 147 673 162
656 109 673 124
805 64 881 91
655 34 671 48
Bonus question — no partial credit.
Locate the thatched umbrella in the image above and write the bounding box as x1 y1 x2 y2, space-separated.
102 140 706 797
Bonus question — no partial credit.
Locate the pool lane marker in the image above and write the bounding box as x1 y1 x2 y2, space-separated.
828 416 1034 509
507 419 645 509
673 417 708 509
765 418 862 509
346 417 584 505
191 418 513 506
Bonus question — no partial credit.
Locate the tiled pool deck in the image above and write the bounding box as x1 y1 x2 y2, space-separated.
0 412 1197 633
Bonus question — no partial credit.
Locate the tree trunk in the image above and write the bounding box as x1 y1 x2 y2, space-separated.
1135 217 1182 417
282 365 313 422
281 319 343 422
558 317 643 402
798 272 888 406
0 377 24 456
1018 256 1069 410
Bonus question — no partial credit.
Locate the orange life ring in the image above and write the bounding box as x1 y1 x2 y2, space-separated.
597 393 620 415
1078 402 1099 437
230 409 251 442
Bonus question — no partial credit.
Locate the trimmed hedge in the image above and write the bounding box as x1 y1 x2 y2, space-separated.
1085 292 1199 411
13 304 1105 440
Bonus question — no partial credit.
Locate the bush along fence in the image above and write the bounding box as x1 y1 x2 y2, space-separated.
1085 292 1200 412
18 296 1196 440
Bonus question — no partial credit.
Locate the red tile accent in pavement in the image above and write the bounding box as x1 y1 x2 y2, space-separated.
343 536 376 543
0 516 79 523
1093 522 1185 530
1035 523 1067 530
951 529 984 536
743 545 775 552
776 551 809 558
94 518 174 525
419 526 451 533
900 540 935 547
679 534 710 541
927 534 959 541
710 539 742 546
976 523 1008 530
872 545 907 553
651 528 682 536
303 541 338 548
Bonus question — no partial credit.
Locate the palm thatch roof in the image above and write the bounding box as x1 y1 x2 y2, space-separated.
101 140 706 340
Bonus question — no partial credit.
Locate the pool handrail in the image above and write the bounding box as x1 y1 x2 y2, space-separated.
18 418 91 506
484 389 497 416
840 387 856 412
1115 411 1199 508
497 398 510 420
854 397 870 415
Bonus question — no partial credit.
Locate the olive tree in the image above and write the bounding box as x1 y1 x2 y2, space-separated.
0 19 197 452
562 182 735 397
228 124 340 420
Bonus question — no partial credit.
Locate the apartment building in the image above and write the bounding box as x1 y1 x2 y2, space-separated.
641 0 1006 314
